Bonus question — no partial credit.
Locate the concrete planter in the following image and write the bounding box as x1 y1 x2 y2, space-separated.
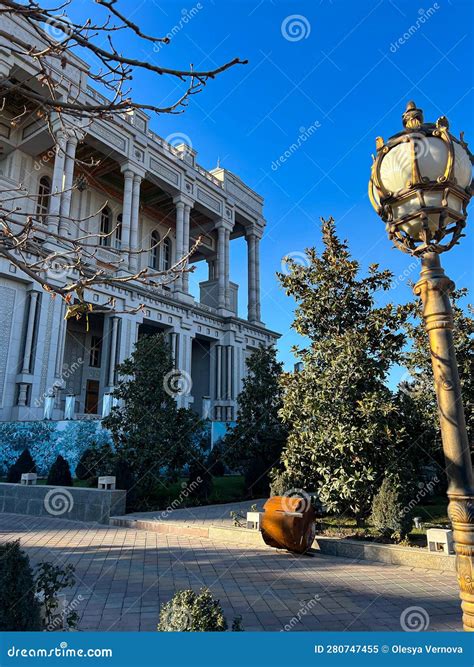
0 482 126 524
313 535 456 571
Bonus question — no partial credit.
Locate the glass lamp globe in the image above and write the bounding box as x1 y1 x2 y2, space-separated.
369 102 472 255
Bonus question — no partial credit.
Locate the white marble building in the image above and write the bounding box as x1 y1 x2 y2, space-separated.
0 15 279 424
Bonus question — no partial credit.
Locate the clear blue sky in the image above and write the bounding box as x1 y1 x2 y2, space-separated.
68 0 473 376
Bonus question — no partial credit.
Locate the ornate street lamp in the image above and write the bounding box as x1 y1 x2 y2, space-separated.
369 101 474 631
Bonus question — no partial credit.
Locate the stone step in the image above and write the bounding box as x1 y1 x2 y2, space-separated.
109 515 265 547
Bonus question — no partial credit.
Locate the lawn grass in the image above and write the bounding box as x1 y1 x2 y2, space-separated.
317 494 449 546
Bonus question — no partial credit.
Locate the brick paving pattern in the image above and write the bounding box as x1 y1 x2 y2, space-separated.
0 512 461 632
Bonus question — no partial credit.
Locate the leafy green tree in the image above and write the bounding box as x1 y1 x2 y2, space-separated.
223 345 287 496
7 449 36 483
75 443 114 485
371 476 413 542
47 455 73 487
402 289 473 459
276 217 414 519
103 334 203 505
0 541 41 631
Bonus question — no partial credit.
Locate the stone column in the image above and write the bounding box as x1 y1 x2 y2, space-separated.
246 230 257 322
21 291 39 373
226 345 232 400
182 203 192 293
120 167 134 267
47 131 67 234
107 316 119 388
255 235 261 321
59 135 78 236
169 332 179 367
129 174 142 272
216 224 227 310
224 229 231 310
216 344 223 400
173 198 185 293
54 300 67 379
17 384 28 407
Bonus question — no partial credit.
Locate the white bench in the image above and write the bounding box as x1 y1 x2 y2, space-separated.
21 473 37 485
246 511 263 530
98 476 116 490
426 528 454 554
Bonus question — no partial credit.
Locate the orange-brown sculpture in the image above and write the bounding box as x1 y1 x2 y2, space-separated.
260 496 316 554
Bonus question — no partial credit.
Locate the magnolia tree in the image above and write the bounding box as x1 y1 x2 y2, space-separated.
401 289 473 464
223 345 287 496
0 0 246 315
274 218 421 520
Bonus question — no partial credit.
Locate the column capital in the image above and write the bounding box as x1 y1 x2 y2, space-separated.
173 193 195 208
119 161 146 180
245 224 263 240
214 218 233 233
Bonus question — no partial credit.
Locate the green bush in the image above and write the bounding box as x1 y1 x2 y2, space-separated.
206 442 226 477
75 444 114 486
187 457 212 504
157 589 242 632
0 541 41 630
35 562 78 631
269 468 294 497
114 457 137 512
371 477 413 542
47 455 73 487
244 458 272 497
75 448 96 481
7 449 36 483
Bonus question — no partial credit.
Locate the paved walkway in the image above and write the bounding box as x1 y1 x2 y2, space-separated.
119 499 266 527
0 512 461 632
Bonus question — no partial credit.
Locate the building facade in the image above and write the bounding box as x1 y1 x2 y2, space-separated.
0 16 279 425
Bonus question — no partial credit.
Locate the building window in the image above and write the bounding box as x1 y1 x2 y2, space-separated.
89 335 102 367
150 230 160 269
99 206 111 246
36 176 51 221
114 213 122 250
162 237 172 271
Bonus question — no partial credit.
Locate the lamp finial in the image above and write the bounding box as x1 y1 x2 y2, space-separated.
402 101 424 129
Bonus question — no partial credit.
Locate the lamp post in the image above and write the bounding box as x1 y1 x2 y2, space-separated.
369 101 473 631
